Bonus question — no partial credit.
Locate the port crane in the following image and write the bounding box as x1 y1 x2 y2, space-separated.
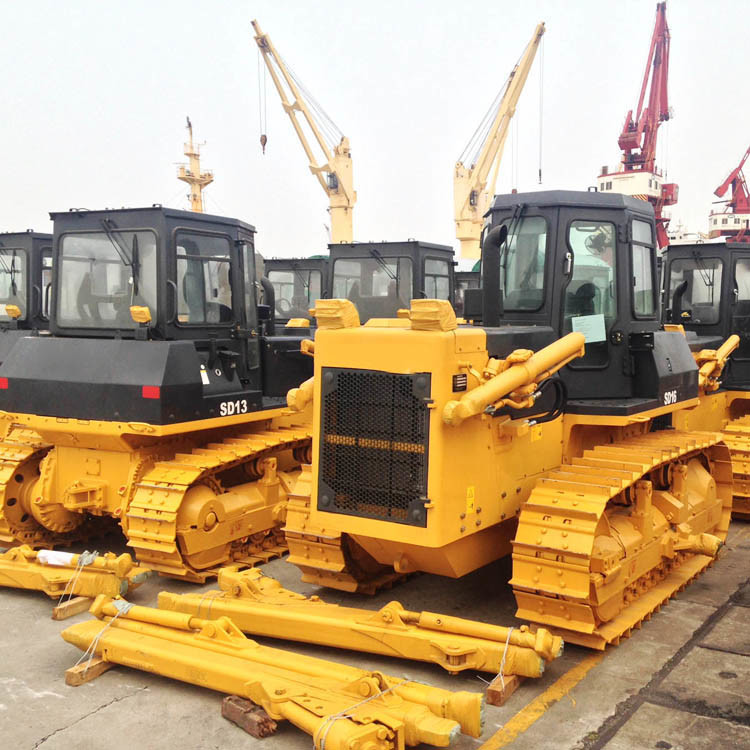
177 117 213 213
597 2 676 249
709 144 750 241
252 20 356 244
453 23 545 260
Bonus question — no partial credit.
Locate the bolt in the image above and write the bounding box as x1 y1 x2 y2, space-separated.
475 519 482 526
460 525 466 533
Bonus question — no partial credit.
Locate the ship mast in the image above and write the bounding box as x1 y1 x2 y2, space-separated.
177 117 214 213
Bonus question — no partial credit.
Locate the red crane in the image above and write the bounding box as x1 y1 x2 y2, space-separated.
618 2 671 172
715 144 750 213
599 2 677 248
711 145 750 241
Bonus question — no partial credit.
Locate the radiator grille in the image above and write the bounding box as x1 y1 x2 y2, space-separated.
318 368 430 526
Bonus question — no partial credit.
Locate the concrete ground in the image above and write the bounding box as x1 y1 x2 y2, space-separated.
1 522 748 750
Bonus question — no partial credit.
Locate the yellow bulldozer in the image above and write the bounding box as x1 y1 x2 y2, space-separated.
285 190 734 649
0 206 312 581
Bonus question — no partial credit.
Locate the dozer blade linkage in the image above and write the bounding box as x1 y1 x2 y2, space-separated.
62 596 485 749
512 430 733 650
0 545 150 598
158 566 563 677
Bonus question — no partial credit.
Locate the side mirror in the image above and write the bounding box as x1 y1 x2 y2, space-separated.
480 224 508 327
669 280 688 323
4 304 21 320
130 305 152 325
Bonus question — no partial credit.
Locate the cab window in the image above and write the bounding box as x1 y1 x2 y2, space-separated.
41 248 53 319
268 268 322 319
500 216 547 311
423 258 450 299
632 219 656 317
176 232 233 325
58 231 157 329
332 256 412 320
563 220 617 367
667 257 722 324
735 258 750 301
241 243 258 328
0 248 27 321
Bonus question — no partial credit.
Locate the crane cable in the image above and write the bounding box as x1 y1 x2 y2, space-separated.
258 49 268 153
281 52 344 151
457 52 520 168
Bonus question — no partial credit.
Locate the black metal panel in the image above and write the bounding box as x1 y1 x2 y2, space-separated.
318 367 431 527
630 330 699 404
0 336 265 424
261 334 314 398
483 326 557 358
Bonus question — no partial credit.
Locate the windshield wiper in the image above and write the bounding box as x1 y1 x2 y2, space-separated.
100 219 141 297
369 248 398 282
501 203 526 280
100 219 133 268
691 250 714 288
289 261 310 292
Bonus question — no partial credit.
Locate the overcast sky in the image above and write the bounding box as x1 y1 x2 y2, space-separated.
1 0 747 264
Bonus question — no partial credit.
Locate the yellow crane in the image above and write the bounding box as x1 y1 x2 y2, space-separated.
177 117 214 213
454 23 545 259
252 20 356 244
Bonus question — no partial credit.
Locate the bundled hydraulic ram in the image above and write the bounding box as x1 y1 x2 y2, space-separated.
159 567 562 677
0 546 150 598
62 596 484 749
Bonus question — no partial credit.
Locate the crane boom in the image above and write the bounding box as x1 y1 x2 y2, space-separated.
617 2 671 171
708 144 750 241
454 23 545 260
715 145 750 203
597 2 676 249
252 20 356 244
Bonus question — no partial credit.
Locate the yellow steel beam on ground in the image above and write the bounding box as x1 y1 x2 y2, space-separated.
0 546 150 599
479 652 605 749
62 596 485 748
158 567 563 677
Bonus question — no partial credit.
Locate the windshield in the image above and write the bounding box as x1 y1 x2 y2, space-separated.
332 256 412 321
500 216 548 311
57 231 157 329
267 268 322 319
668 257 723 324
0 248 27 321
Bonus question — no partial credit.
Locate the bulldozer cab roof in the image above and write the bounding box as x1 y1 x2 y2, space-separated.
489 189 655 218
49 205 255 236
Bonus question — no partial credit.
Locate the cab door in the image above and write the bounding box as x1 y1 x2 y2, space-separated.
557 207 622 375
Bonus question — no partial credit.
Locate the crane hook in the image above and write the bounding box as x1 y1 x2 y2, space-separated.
260 134 267 154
